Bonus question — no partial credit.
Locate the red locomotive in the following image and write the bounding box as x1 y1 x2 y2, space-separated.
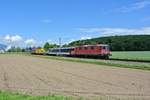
46 44 111 59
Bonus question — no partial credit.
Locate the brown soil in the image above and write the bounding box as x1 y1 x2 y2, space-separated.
0 55 150 100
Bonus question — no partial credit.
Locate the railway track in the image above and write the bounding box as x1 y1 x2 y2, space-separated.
89 58 150 65
72 55 150 63
102 58 150 65
60 55 150 65
109 58 150 63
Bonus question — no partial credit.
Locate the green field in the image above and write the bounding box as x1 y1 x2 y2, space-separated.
111 51 150 61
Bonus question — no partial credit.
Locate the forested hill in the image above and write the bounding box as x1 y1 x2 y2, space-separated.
68 35 150 51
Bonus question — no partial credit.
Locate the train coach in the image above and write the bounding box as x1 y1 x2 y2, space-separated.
46 44 111 59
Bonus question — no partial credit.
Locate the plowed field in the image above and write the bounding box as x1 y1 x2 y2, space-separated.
0 55 150 100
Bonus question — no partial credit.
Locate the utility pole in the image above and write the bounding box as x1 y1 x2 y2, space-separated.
59 38 61 48
59 38 61 55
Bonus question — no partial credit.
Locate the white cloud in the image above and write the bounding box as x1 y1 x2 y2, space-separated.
46 39 52 43
25 39 36 47
81 36 92 40
41 19 52 23
5 45 12 51
80 27 150 36
1 34 44 47
4 35 23 43
117 0 150 12
68 39 75 43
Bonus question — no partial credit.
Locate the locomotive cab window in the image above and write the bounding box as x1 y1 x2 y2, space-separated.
100 46 107 49
106 46 110 50
101 46 109 50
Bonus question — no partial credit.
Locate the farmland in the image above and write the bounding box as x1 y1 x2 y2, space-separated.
111 51 150 61
0 54 150 100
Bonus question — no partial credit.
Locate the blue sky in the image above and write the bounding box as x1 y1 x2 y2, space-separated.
0 0 150 47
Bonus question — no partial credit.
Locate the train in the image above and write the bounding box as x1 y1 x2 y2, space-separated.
31 47 45 55
32 44 111 59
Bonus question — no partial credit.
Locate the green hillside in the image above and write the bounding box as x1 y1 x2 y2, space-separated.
68 35 150 51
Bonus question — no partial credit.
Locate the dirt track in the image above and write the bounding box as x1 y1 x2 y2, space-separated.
0 55 150 100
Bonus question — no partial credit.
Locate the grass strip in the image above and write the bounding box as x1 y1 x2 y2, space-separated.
32 55 150 71
0 90 85 100
0 90 113 100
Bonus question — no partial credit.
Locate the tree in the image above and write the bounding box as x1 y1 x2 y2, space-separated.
43 42 50 51
43 42 59 51
49 44 59 48
7 46 22 52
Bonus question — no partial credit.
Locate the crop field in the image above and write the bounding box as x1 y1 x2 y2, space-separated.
0 54 150 100
111 51 150 61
